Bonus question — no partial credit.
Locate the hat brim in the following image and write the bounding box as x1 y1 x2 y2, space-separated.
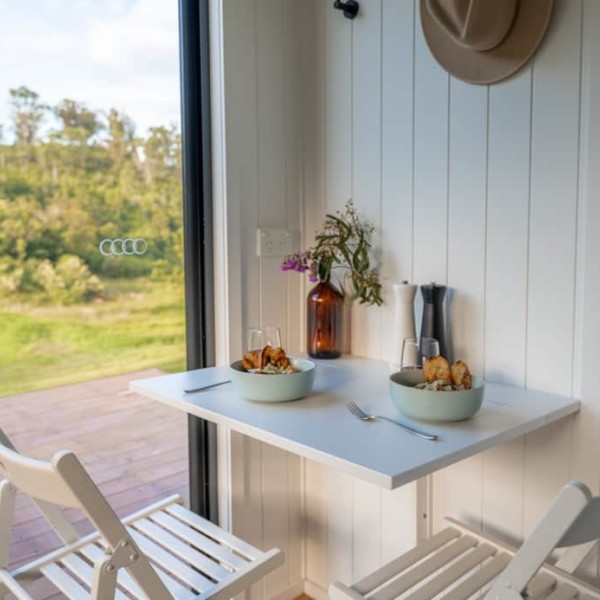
420 0 554 85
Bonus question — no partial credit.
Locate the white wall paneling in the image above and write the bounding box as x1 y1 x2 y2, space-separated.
256 0 288 345
214 0 600 597
325 470 353 589
283 0 303 356
412 2 449 286
568 3 600 580
324 2 352 215
434 70 490 538
479 62 533 549
380 0 415 364
522 0 582 537
216 3 310 600
571 0 600 492
303 460 328 597
220 0 307 355
350 0 382 360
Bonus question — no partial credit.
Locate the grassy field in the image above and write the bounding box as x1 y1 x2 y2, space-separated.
0 278 186 397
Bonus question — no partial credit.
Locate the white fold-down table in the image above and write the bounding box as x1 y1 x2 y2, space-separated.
131 356 579 490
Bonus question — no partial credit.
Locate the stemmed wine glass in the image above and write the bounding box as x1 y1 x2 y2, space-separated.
400 337 440 371
247 326 282 352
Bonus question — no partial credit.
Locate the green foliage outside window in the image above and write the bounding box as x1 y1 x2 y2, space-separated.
0 87 186 395
0 86 183 304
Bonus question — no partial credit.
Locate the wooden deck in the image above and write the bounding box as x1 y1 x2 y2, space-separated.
0 369 189 585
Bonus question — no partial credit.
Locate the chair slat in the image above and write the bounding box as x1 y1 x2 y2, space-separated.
80 542 196 600
354 528 461 594
410 543 497 600
373 535 478 600
167 503 262 560
527 572 558 599
547 583 580 600
40 563 90 600
555 542 598 574
0 570 35 600
127 527 215 592
151 511 249 570
442 552 511 600
60 553 129 600
133 518 231 581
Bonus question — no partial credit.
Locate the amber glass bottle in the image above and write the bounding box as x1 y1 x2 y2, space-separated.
307 278 344 359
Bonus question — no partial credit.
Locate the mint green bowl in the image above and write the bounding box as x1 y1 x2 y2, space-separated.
229 358 315 402
389 370 485 422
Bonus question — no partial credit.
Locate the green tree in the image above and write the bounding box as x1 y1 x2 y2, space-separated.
107 109 136 165
9 86 46 146
54 99 102 146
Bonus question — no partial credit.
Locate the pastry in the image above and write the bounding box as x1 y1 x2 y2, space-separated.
423 355 452 384
241 345 297 374
451 360 472 390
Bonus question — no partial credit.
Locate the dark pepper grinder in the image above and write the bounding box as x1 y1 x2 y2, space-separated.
420 283 447 359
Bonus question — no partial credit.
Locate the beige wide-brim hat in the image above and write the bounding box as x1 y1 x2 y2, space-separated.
421 0 554 85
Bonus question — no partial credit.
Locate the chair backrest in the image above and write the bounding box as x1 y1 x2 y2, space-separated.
0 444 82 508
330 481 600 600
485 481 599 600
0 434 132 552
0 427 174 598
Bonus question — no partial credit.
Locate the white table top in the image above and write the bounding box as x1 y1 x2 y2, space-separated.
131 356 580 490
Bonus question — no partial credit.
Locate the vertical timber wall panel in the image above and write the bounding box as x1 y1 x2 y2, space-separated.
522 0 582 536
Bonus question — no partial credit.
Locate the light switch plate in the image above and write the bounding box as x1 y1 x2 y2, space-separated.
256 228 299 257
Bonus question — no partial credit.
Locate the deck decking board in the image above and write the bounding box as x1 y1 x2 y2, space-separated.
0 369 189 598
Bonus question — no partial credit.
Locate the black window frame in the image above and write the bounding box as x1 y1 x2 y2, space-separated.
179 0 217 521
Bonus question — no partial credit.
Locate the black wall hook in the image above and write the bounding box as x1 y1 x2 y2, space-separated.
333 0 359 19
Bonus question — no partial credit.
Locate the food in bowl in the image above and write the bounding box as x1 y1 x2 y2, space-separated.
241 345 299 374
390 368 485 422
230 356 315 402
417 356 472 391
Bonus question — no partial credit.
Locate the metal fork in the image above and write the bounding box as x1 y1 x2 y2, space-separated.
346 401 439 441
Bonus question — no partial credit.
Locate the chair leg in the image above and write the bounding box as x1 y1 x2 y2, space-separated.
91 557 118 600
126 559 172 600
0 481 17 569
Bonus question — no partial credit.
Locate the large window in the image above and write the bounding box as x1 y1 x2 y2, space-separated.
0 0 185 396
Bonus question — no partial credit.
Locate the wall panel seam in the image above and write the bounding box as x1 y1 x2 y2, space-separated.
254 0 263 329
482 85 490 380
524 60 535 390
570 0 585 400
445 74 451 286
411 0 416 283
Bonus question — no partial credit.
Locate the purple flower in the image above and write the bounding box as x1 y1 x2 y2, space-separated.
280 257 297 271
281 253 322 282
280 254 310 274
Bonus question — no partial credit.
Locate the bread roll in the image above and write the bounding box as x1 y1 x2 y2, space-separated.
451 360 472 390
423 355 452 384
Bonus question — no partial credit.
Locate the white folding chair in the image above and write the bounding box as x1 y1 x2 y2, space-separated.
0 429 283 599
330 481 600 600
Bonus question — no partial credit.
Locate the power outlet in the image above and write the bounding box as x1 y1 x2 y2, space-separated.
256 228 298 257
